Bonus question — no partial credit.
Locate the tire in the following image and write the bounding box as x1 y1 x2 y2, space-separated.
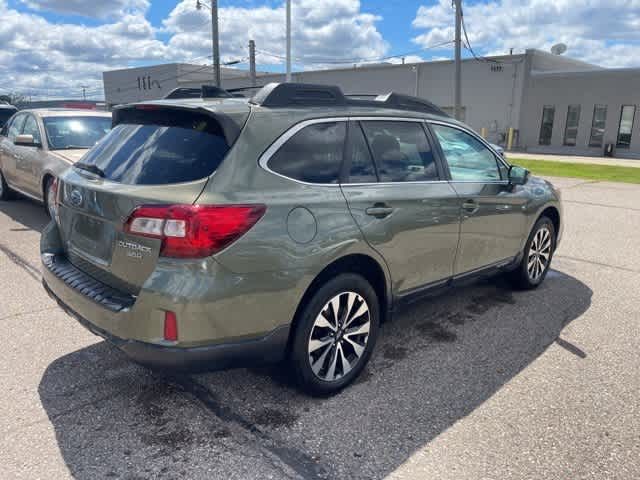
289 273 380 396
44 176 56 218
509 216 556 290
0 169 14 201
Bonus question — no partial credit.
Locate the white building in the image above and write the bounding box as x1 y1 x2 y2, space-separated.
103 50 640 159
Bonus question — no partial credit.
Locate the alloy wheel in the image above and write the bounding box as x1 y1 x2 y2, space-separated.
527 226 552 281
308 291 370 382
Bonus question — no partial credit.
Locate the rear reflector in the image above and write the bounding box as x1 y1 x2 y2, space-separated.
164 311 178 341
124 204 266 258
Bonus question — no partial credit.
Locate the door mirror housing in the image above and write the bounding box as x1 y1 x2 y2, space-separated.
508 165 529 185
14 134 40 147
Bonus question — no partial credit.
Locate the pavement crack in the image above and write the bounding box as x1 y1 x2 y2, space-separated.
555 255 640 274
0 242 41 282
563 199 640 212
169 375 331 480
0 306 53 321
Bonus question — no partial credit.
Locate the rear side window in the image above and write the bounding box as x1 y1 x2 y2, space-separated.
79 110 229 185
268 122 346 184
361 121 438 182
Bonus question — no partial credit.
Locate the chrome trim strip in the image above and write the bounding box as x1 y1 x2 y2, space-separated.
258 115 511 187
259 116 444 187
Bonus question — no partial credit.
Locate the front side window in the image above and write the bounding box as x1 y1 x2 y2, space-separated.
539 106 555 145
22 115 42 144
616 105 636 148
43 116 112 150
563 105 581 146
360 121 438 182
431 124 501 182
269 122 346 184
345 123 377 183
8 114 26 142
589 105 607 147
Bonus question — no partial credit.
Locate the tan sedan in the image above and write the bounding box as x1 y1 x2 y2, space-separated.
0 109 112 217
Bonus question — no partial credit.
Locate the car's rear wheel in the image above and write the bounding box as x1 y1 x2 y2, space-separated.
510 216 556 289
44 177 57 218
289 273 379 396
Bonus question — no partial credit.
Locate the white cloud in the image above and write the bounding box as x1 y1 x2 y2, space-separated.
0 0 389 99
19 0 149 19
0 2 166 99
163 0 388 68
412 0 640 68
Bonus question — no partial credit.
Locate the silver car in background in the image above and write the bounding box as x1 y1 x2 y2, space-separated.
0 109 112 216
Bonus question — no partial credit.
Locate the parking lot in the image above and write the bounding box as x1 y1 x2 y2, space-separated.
1 176 639 480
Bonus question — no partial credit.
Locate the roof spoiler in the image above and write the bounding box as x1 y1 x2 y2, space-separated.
250 82 449 117
112 103 246 146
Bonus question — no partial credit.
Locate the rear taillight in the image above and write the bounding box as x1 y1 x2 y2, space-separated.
124 204 266 258
164 311 178 341
51 178 60 220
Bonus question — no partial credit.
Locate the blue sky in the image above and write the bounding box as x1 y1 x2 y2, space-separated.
1 0 639 99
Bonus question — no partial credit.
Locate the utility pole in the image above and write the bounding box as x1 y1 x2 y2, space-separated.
249 40 257 87
454 0 462 121
80 85 88 101
197 0 221 87
286 0 292 82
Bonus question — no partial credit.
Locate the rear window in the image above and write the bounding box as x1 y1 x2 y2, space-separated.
78 110 229 185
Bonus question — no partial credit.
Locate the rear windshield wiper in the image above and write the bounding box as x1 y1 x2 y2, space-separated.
74 162 105 178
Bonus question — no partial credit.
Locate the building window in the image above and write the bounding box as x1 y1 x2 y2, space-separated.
563 105 581 146
616 105 636 149
539 106 555 145
589 105 607 147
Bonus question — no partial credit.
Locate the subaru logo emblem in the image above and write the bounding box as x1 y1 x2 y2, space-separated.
69 188 83 207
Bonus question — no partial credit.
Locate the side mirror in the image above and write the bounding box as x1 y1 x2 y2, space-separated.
14 134 40 147
508 165 530 185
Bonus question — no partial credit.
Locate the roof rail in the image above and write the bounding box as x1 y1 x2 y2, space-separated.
372 92 449 117
164 85 233 100
250 82 448 117
250 83 347 107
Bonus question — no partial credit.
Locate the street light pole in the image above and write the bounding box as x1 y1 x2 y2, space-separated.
454 0 462 121
286 0 291 82
197 0 221 87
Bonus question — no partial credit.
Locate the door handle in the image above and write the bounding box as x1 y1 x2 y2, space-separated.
366 203 394 219
462 199 479 214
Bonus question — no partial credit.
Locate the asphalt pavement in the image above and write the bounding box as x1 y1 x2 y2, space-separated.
1 176 638 479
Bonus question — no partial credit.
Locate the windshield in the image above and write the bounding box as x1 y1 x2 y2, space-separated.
43 116 112 150
77 111 230 185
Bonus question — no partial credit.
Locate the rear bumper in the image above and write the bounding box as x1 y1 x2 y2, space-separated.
43 279 289 371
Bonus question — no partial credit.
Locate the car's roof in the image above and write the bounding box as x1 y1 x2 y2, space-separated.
20 108 112 118
122 97 465 128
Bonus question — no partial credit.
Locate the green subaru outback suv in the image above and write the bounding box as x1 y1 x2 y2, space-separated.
41 83 562 395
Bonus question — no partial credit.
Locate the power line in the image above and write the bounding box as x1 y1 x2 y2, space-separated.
255 40 455 66
460 8 525 65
